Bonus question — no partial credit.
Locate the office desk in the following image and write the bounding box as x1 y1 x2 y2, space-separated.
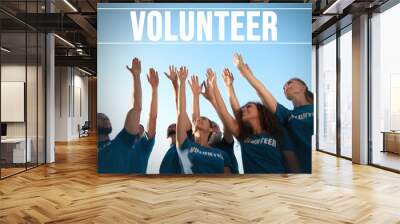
381 131 400 154
1 138 31 163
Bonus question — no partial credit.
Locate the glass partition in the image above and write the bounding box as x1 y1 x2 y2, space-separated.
0 1 46 179
1 30 28 177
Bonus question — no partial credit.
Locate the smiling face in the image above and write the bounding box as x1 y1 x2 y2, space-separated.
194 116 212 132
193 116 213 141
240 103 260 123
283 79 306 101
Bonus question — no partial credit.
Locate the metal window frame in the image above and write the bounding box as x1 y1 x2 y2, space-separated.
316 0 400 172
315 22 353 161
367 1 400 172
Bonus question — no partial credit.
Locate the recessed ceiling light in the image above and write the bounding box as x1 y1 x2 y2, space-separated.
78 67 92 76
63 0 78 12
54 34 75 48
1 47 11 53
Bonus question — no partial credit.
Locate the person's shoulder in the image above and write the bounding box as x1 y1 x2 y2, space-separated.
137 132 155 143
208 145 226 155
179 136 195 149
98 140 111 149
165 145 177 154
277 103 293 113
114 128 140 143
295 104 314 112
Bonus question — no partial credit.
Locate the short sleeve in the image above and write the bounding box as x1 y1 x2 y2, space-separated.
176 137 194 174
275 103 291 125
213 138 233 152
180 137 193 151
113 128 139 148
141 132 155 149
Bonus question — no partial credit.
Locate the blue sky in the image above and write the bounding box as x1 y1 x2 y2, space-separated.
98 3 311 173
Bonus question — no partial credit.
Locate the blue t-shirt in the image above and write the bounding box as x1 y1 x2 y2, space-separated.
159 144 182 174
97 129 139 174
131 132 155 173
279 129 299 173
239 134 285 173
179 138 233 174
159 130 193 174
275 103 313 173
211 138 239 174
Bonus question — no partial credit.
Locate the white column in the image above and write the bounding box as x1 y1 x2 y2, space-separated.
45 1 55 163
352 14 369 164
46 33 55 163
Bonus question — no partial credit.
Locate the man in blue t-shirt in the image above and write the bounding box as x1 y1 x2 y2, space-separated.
97 57 159 174
97 113 140 173
159 124 182 174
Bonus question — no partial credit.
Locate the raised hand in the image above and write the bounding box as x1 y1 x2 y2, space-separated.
126 57 141 77
164 65 178 87
188 75 202 96
147 68 159 89
233 53 253 77
201 81 216 103
222 68 234 87
206 68 217 88
178 66 188 83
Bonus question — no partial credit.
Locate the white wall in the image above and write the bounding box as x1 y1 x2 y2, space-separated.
55 67 89 141
1 64 46 163
1 65 38 138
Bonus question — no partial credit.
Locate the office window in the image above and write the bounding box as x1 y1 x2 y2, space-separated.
339 28 352 158
371 3 400 171
318 36 337 154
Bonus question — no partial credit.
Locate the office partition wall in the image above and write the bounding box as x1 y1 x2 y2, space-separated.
0 0 47 179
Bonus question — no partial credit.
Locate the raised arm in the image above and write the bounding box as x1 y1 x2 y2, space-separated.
188 75 202 123
222 127 234 144
176 66 191 148
164 66 179 109
222 68 241 118
165 65 191 126
124 57 142 135
146 68 159 138
234 53 278 113
205 69 240 138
